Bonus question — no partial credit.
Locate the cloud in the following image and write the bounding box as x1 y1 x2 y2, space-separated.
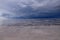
0 0 60 19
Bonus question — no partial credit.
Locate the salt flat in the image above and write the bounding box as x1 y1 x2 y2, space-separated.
0 19 60 40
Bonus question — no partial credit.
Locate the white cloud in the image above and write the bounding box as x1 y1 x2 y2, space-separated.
0 0 60 18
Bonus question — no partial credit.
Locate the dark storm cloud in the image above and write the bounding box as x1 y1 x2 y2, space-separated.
0 0 60 19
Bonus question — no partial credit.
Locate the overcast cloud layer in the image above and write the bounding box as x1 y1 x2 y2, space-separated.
0 0 60 19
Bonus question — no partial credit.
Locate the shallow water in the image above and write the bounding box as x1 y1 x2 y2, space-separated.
0 19 60 40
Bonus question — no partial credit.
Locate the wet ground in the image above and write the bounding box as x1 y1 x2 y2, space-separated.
0 19 60 40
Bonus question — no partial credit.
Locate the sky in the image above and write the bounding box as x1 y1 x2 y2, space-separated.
0 0 60 19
